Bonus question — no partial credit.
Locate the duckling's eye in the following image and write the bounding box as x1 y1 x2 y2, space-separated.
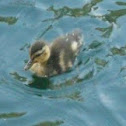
35 53 41 58
35 54 41 57
32 53 41 61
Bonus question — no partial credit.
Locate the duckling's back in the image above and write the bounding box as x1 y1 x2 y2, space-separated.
46 29 83 76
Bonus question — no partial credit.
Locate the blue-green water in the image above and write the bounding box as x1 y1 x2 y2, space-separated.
0 0 126 125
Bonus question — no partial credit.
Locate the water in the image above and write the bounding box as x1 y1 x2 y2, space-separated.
0 0 126 125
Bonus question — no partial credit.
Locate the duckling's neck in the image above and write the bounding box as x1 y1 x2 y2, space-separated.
30 62 47 77
40 61 47 66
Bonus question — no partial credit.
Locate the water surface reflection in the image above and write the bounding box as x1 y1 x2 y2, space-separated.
0 0 126 125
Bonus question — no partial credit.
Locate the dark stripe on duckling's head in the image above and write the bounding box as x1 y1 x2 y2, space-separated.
30 41 46 58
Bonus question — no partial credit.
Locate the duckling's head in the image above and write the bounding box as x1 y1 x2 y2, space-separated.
24 41 50 71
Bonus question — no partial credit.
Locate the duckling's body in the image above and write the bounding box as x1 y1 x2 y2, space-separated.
24 29 83 77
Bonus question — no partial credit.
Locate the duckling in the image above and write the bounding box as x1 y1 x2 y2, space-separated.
24 29 83 77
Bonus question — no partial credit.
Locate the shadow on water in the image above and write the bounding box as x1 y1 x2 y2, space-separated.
0 16 18 25
88 40 104 50
37 0 103 38
0 112 26 119
33 120 64 126
116 1 126 6
37 0 126 43
92 4 126 38
110 45 126 56
28 75 50 89
9 70 84 101
96 24 113 38
10 72 27 83
43 0 103 22
10 72 50 89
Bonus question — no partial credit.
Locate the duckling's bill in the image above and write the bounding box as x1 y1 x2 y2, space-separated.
24 59 33 71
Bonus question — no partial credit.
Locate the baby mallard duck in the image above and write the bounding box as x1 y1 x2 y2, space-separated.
24 29 83 77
